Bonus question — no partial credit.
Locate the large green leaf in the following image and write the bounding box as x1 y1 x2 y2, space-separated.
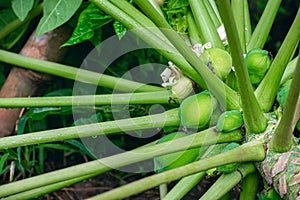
36 0 82 37
12 0 34 21
62 4 112 47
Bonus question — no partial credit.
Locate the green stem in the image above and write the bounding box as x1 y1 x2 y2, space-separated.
239 171 260 200
88 141 265 200
255 9 300 112
246 0 282 51
231 0 246 53
187 10 202 44
163 145 219 200
159 183 168 199
243 0 252 47
163 172 206 200
90 0 206 89
208 0 222 24
0 91 173 108
134 0 241 110
270 52 300 152
200 163 256 200
189 0 224 49
2 175 91 200
0 128 243 197
203 0 221 28
0 3 44 41
280 56 299 84
0 109 179 150
0 50 162 92
216 0 267 134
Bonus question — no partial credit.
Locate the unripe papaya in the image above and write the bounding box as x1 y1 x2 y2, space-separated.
245 48 271 84
179 90 214 129
216 110 243 132
296 119 300 132
153 132 199 172
277 79 292 108
217 142 240 173
200 48 232 80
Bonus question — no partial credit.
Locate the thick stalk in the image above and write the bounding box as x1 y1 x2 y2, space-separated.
216 0 267 134
2 175 91 200
163 172 206 200
0 90 173 108
88 141 265 200
203 0 221 28
134 0 241 110
199 163 256 200
187 10 202 44
280 56 299 84
246 0 282 51
163 145 221 200
270 52 300 152
0 128 243 197
0 50 162 92
231 0 246 53
0 109 179 150
189 0 224 49
243 0 252 47
239 172 260 200
255 9 300 112
0 3 44 41
89 0 206 89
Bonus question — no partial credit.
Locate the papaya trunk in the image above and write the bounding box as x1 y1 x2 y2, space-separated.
255 144 300 199
0 26 71 137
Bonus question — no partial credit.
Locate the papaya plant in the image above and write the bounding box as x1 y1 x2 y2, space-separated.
0 0 299 199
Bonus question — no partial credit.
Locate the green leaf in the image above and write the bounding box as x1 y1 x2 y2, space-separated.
0 153 9 175
36 0 82 37
165 0 189 10
12 0 34 21
113 20 127 40
62 4 112 47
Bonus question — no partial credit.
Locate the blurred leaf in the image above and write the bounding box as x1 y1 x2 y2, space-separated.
65 139 97 159
113 20 127 40
36 143 79 152
165 0 189 9
74 112 103 126
36 0 82 37
0 153 9 175
12 0 34 21
44 88 73 96
0 0 12 8
162 0 189 33
0 8 29 49
62 4 112 47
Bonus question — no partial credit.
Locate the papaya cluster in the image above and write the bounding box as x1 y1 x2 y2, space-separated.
154 47 299 175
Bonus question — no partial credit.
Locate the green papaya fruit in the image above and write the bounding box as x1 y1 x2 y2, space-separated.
276 79 292 108
200 48 232 80
179 90 214 129
296 119 300 132
217 142 240 173
245 48 271 84
153 132 199 173
216 110 243 132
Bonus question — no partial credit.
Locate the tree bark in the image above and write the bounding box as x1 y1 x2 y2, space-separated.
0 26 71 137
